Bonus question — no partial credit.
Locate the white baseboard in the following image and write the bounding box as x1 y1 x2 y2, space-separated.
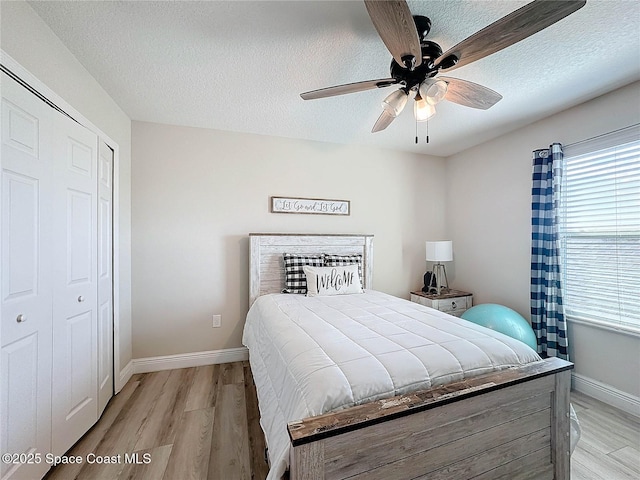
117 360 134 393
572 373 640 418
132 347 249 374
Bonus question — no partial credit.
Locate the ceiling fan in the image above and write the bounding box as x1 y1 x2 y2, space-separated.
300 0 586 137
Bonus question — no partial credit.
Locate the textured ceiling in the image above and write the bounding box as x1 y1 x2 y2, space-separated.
28 0 640 157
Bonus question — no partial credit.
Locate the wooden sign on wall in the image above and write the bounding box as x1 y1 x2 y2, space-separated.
270 196 350 216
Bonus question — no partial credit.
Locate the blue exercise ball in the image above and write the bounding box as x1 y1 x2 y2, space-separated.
461 304 537 351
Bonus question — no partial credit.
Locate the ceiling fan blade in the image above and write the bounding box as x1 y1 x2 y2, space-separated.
371 110 396 133
301 78 398 100
364 0 422 69
439 76 502 110
433 0 586 72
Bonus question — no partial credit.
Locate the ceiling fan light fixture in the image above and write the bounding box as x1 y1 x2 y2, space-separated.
420 79 448 106
302 0 587 141
414 95 436 122
382 89 408 117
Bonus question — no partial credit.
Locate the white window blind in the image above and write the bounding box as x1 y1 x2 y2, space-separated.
560 126 640 331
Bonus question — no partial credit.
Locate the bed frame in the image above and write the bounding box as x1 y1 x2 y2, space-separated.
248 233 573 480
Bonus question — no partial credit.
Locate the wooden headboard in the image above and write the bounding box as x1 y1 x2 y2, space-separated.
249 233 374 306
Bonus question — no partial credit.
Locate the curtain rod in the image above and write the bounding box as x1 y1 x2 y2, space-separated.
565 123 640 148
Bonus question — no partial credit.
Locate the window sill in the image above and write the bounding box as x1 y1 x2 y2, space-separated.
567 315 640 339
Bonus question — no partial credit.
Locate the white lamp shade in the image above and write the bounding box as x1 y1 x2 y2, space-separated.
420 79 448 105
426 241 453 262
414 98 436 122
382 89 408 117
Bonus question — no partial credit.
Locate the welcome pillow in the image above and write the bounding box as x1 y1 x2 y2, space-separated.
324 254 363 289
303 265 363 296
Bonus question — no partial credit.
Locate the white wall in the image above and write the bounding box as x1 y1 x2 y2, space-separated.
132 121 446 358
446 81 640 399
0 1 133 373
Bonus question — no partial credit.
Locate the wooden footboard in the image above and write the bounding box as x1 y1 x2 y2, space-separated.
288 357 572 480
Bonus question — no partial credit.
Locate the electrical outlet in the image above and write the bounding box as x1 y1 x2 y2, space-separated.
212 314 221 328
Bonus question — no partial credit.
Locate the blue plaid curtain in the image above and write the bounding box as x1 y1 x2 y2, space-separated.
531 143 568 360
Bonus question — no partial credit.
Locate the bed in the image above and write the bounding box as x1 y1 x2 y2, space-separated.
243 233 573 480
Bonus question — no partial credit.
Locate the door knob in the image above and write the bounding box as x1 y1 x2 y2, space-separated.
16 314 27 323
78 296 85 303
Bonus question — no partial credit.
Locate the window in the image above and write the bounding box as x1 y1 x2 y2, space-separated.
559 126 640 332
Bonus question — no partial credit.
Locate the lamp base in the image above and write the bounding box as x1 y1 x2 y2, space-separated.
432 263 449 295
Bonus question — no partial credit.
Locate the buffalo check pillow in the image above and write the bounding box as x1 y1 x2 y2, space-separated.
324 254 363 288
282 254 325 294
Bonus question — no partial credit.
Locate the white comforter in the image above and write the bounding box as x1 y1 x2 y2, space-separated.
242 291 542 480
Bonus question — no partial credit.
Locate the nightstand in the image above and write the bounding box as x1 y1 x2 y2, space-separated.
410 290 473 317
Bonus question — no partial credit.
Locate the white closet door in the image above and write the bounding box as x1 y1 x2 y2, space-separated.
97 141 113 416
51 113 98 456
1 75 53 480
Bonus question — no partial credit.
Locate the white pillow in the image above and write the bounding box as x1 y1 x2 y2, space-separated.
303 265 364 296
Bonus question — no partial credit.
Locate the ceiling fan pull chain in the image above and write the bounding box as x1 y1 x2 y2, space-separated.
415 117 418 144
426 119 430 144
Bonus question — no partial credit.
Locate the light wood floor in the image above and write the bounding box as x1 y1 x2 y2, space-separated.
570 390 640 480
45 362 639 480
45 361 268 480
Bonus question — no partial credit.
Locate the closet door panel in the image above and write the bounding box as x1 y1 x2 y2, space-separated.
51 113 98 456
1 333 43 480
1 96 52 345
1 172 46 345
66 311 94 410
67 189 93 283
97 142 113 416
2 97 40 157
3 172 39 300
2 333 39 450
1 76 52 480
